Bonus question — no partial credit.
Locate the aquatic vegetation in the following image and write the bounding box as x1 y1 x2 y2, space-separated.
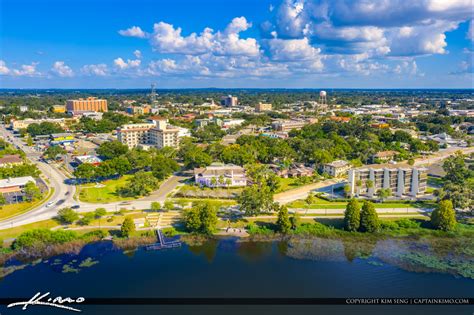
78 257 99 268
62 264 80 273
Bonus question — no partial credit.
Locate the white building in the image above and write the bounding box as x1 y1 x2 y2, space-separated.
348 166 428 198
117 120 179 149
322 160 351 177
194 163 247 188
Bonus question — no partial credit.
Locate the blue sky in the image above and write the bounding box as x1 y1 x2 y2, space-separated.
0 0 473 88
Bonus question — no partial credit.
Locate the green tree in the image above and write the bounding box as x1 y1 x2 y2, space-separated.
109 156 132 176
44 146 66 160
431 199 457 231
164 200 174 211
359 201 380 233
276 205 291 234
94 208 107 218
305 192 317 205
119 171 160 197
96 141 129 160
290 212 301 230
199 203 218 234
151 154 179 180
150 202 161 212
121 217 135 238
376 188 392 202
0 194 6 208
344 199 361 232
57 207 79 224
78 212 95 226
184 207 201 232
73 163 96 181
24 181 42 201
365 180 374 191
238 184 273 216
183 202 218 234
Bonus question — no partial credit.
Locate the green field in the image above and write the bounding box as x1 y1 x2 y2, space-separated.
78 175 136 203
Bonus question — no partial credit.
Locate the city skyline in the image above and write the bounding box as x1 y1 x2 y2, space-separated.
1 0 473 89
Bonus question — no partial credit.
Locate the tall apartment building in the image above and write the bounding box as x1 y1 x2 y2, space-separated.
347 165 427 198
117 120 179 149
66 97 108 113
221 95 238 107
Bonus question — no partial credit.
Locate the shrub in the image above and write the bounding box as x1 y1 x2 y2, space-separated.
246 223 274 235
13 229 78 250
344 199 361 232
121 217 135 238
56 208 79 224
78 213 95 226
380 221 399 231
431 199 457 231
94 208 107 218
396 218 421 229
359 201 380 233
293 222 335 236
81 230 108 240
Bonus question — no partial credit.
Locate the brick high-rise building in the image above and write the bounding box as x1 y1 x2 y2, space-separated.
66 97 108 113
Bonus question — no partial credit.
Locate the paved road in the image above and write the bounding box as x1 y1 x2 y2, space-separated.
0 125 76 229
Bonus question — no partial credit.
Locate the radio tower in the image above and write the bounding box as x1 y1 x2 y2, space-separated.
150 83 157 107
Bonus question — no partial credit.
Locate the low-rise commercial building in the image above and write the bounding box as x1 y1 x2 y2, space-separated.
271 119 308 132
0 154 23 168
322 160 351 177
10 118 67 131
347 165 427 198
74 155 102 166
194 163 247 187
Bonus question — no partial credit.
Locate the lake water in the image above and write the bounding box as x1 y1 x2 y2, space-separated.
0 237 473 315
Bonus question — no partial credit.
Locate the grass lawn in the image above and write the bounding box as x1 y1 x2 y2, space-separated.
0 219 59 240
78 175 138 203
287 197 434 209
171 198 236 208
277 177 302 192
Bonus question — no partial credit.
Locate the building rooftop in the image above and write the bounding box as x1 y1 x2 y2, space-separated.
325 160 350 168
0 176 35 188
0 154 22 165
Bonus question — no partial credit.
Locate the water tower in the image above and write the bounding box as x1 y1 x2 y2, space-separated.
319 90 327 105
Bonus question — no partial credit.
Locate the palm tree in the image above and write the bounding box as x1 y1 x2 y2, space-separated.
356 179 363 196
225 178 232 189
210 177 218 188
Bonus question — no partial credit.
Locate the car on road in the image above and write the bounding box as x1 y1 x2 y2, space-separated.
45 201 54 208
71 205 80 209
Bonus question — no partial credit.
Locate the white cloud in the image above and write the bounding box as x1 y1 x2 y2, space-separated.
51 61 74 77
133 50 142 59
0 60 10 75
81 64 108 76
130 17 260 57
467 20 474 41
265 37 321 61
118 26 146 38
265 0 472 57
114 57 141 70
11 62 40 77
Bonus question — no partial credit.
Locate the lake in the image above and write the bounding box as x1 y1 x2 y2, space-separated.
0 237 473 315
